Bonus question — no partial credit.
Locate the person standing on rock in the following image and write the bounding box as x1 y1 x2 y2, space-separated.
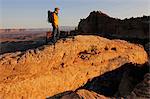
48 7 60 44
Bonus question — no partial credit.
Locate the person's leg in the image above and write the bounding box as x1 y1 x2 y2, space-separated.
52 26 57 43
56 27 60 40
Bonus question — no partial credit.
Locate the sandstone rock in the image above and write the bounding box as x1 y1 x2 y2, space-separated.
76 89 108 99
47 91 81 99
48 89 108 99
0 35 148 99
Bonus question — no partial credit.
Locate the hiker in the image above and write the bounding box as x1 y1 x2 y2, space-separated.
47 7 60 44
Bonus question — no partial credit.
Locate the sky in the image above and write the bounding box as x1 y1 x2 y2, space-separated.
0 0 150 29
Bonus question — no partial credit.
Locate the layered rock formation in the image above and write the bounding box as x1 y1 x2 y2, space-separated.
0 35 148 99
78 11 149 39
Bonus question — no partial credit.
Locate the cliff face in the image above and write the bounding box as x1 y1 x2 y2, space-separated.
0 35 148 99
78 11 149 39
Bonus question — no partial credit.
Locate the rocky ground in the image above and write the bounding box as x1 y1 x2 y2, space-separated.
0 35 148 99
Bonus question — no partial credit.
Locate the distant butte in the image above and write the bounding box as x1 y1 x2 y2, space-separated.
78 11 149 39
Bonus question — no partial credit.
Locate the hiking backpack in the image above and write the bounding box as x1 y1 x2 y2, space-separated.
48 10 53 23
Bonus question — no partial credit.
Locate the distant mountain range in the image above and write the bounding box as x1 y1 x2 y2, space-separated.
0 26 76 33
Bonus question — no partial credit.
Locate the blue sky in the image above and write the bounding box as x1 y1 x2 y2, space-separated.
0 0 150 28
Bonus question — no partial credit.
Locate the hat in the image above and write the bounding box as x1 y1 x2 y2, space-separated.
55 7 60 11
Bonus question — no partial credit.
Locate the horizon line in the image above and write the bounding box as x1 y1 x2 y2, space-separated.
0 26 77 30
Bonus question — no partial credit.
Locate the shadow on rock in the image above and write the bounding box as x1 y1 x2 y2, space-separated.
47 91 80 99
47 63 149 99
81 63 149 97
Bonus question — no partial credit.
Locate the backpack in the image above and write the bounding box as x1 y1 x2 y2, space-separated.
48 10 53 23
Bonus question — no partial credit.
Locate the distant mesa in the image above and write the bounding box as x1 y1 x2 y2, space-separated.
78 11 149 39
0 26 76 34
0 29 26 33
